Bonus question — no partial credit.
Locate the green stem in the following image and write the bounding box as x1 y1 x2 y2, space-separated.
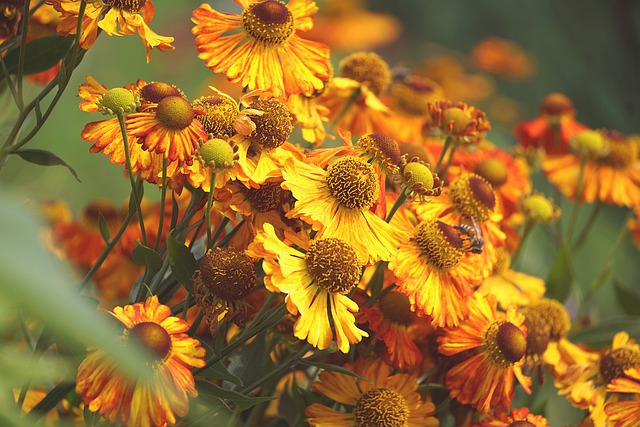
205 169 217 250
386 190 407 223
330 88 360 128
511 220 535 267
434 136 453 174
571 200 604 252
239 344 312 394
15 0 31 111
439 144 457 180
154 157 168 251
566 155 588 243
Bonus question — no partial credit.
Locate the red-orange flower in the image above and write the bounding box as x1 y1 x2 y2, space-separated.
605 367 640 427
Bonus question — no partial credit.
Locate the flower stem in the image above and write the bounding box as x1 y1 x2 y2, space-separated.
434 136 453 174
386 189 408 223
154 157 168 251
566 155 588 243
571 200 604 252
511 220 535 267
205 169 217 250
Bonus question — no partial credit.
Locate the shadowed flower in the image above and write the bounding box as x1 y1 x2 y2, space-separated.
75 296 206 427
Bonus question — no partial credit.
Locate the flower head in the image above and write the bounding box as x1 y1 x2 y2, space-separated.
605 367 640 427
428 99 491 145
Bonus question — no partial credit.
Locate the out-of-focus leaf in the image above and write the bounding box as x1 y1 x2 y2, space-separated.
201 361 243 387
30 382 75 415
196 380 276 412
227 332 266 390
132 240 163 278
1 35 72 76
10 148 80 182
546 243 573 303
569 317 640 347
166 233 198 293
97 212 110 243
298 359 365 381
613 280 640 316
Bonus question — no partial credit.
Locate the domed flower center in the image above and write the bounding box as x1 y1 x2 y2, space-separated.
196 247 256 301
155 96 195 130
356 133 401 173
193 95 238 137
98 87 138 115
353 387 409 427
449 173 496 222
242 0 294 45
339 51 391 96
305 238 360 294
416 220 465 271
491 247 511 276
571 129 605 157
540 92 574 117
403 162 435 190
103 0 146 13
599 348 640 384
379 292 415 326
509 422 536 427
128 322 171 361
597 134 637 169
441 107 472 134
391 76 440 116
474 158 508 188
484 321 527 367
248 98 293 149
521 193 556 223
524 299 570 357
139 82 181 104
246 181 288 213
326 156 379 211
199 138 236 170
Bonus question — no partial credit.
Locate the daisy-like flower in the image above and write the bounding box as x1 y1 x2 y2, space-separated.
438 292 532 414
75 296 206 427
605 367 640 427
306 357 439 427
428 99 491 146
282 155 407 264
471 407 550 427
397 155 443 202
515 92 588 156
542 130 640 207
192 0 331 99
247 222 367 353
48 0 174 62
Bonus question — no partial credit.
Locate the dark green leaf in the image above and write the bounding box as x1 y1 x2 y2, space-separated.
298 359 365 381
546 243 573 303
97 212 110 243
201 361 243 386
132 240 163 278
227 332 266 390
166 232 198 293
31 382 75 415
2 35 72 76
196 380 276 412
11 148 80 182
569 317 640 347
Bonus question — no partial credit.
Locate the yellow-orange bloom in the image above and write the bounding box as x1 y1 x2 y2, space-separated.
605 367 640 427
472 407 550 427
428 99 491 145
471 36 537 80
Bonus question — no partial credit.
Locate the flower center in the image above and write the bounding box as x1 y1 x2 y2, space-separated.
521 193 556 223
98 87 138 115
246 181 289 213
524 299 571 357
415 220 465 271
484 321 527 367
339 51 391 96
199 138 236 170
571 129 605 157
242 0 294 45
400 142 433 164
248 98 293 149
326 156 379 211
441 107 472 135
448 173 496 222
597 134 637 169
391 75 441 116
155 96 195 130
474 158 508 188
195 247 256 301
103 0 146 13
356 133 401 174
379 292 415 326
599 348 640 384
128 322 171 361
509 422 536 427
193 95 238 137
353 387 409 427
305 238 360 294
139 82 181 104
403 162 435 190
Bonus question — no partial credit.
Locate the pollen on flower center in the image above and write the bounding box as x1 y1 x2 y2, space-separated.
248 98 293 149
195 247 256 301
139 82 182 104
305 238 360 294
403 162 435 190
326 156 379 211
356 133 401 173
599 348 640 384
155 96 195 130
379 292 415 326
415 220 465 271
339 51 391 96
98 87 138 115
242 0 294 45
449 173 496 222
128 322 172 361
246 181 289 213
103 0 146 13
523 299 570 357
353 387 409 427
484 321 527 367
193 95 238 137
474 158 508 188
199 137 237 170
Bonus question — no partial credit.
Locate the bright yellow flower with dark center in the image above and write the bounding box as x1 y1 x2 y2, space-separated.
192 0 331 99
305 357 438 427
247 223 367 353
48 0 173 62
75 296 206 427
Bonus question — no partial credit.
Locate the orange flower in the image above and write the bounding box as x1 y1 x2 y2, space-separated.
605 367 640 427
48 0 174 62
76 296 206 427
471 36 537 80
472 407 550 427
428 99 491 145
192 0 331 99
438 292 532 414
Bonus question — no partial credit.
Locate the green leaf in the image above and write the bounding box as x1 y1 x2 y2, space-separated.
569 317 640 347
132 240 163 278
613 280 640 316
31 382 75 415
97 212 110 243
200 361 243 387
1 35 73 76
10 148 80 182
297 359 365 381
546 243 574 303
227 332 267 390
196 380 276 412
166 232 198 293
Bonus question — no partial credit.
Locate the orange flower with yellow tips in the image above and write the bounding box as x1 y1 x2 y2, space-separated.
192 0 331 99
605 367 640 427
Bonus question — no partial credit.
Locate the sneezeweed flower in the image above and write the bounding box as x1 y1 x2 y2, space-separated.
605 367 640 427
282 155 408 264
191 0 331 99
519 191 561 223
76 296 206 427
247 222 368 353
521 298 571 362
48 0 174 62
306 357 439 427
397 156 443 202
193 93 240 137
13 388 78 426
542 130 640 207
438 292 532 414
286 87 332 146
471 407 550 427
193 246 257 335
428 99 491 146
471 36 537 80
514 92 588 156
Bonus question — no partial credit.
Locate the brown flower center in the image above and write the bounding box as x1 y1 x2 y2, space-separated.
379 292 415 326
400 142 433 164
305 238 360 294
128 322 171 361
242 0 294 45
353 387 409 427
356 133 401 174
103 0 146 12
195 247 256 301
139 82 181 104
448 173 496 223
415 220 465 271
155 96 195 130
484 321 527 367
339 51 391 96
248 98 293 149
193 96 238 137
326 156 379 211
474 158 508 188
523 299 569 357
600 348 640 384
246 181 289 213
